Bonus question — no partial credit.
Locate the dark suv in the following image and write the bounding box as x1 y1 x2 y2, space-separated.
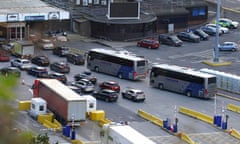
66 53 85 65
158 34 183 47
53 46 69 57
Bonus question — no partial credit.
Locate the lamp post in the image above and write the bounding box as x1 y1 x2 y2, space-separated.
213 0 221 62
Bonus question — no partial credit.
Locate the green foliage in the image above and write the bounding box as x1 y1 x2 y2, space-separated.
0 75 50 144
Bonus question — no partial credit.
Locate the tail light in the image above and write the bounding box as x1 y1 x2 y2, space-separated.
133 71 137 77
204 89 208 95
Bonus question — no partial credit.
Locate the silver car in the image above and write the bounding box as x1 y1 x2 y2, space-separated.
71 79 95 93
11 58 32 70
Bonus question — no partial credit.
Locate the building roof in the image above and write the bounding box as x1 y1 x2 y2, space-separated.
0 0 69 22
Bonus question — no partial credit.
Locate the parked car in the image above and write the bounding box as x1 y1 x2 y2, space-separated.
50 62 70 73
52 46 69 57
218 42 238 51
177 32 200 43
47 72 67 84
66 53 85 65
201 26 222 36
92 89 118 102
0 51 10 62
74 71 97 85
37 38 54 50
31 55 50 66
205 23 229 34
121 87 146 102
0 66 21 77
137 38 160 49
27 66 48 78
1 42 14 52
215 18 239 29
158 34 183 47
99 81 120 92
67 85 82 94
10 58 32 70
192 29 209 41
71 79 95 93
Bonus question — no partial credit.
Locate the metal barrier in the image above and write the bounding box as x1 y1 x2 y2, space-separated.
228 128 240 140
179 106 213 124
227 104 240 114
178 132 197 144
137 109 163 127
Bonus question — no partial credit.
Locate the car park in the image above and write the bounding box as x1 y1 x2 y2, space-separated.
0 66 21 77
205 23 229 34
71 79 95 93
10 58 32 70
177 31 200 43
47 72 67 84
99 81 120 92
137 38 160 49
192 29 209 41
37 38 54 50
31 55 50 66
121 87 146 102
215 18 239 29
92 89 118 102
27 66 48 78
74 71 97 85
66 53 85 65
52 46 69 57
50 62 70 73
158 34 183 47
218 41 238 51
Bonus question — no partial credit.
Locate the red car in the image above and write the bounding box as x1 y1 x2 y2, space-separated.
99 81 121 92
0 51 10 62
137 38 160 49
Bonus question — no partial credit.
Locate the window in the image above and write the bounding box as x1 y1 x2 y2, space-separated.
39 105 44 111
199 7 205 16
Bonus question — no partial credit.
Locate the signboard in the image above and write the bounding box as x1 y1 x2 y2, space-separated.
108 2 140 19
7 13 19 22
25 16 45 21
48 12 60 20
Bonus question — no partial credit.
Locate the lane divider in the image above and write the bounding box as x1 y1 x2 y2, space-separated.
227 104 240 114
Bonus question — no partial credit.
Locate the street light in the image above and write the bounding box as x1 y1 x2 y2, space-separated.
213 0 221 62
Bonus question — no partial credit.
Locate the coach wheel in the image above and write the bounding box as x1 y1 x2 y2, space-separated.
118 73 123 79
158 84 164 90
94 66 99 72
186 91 192 97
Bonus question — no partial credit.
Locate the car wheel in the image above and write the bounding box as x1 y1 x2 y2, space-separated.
94 66 99 72
11 62 14 67
118 73 123 79
186 91 192 97
158 83 164 90
105 97 109 102
148 46 151 49
122 93 125 98
137 43 140 47
232 49 236 52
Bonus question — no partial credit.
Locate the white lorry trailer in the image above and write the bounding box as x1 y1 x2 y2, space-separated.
101 123 157 144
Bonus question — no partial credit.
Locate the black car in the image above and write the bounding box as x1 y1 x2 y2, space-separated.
67 85 82 94
201 26 223 36
52 46 69 57
92 89 119 102
192 29 209 41
31 55 50 66
74 71 97 85
27 66 48 77
66 53 85 65
50 62 70 73
47 72 67 84
0 66 21 77
177 32 200 43
158 34 183 47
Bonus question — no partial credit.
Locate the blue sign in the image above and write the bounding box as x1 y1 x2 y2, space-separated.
25 16 45 21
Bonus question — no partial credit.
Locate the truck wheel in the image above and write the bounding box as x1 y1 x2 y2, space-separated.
95 66 99 72
158 84 164 90
186 91 192 97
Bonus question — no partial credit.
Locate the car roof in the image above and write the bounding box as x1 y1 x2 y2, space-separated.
101 89 116 93
126 88 143 93
223 41 236 44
